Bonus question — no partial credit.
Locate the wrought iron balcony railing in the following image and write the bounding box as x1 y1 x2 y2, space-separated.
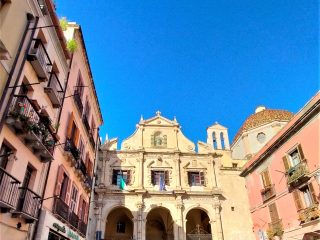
64 138 80 161
73 92 83 115
76 159 87 177
15 187 41 222
261 184 276 202
44 72 64 108
0 167 20 210
298 204 320 223
28 39 52 81
53 197 69 222
6 95 56 162
79 220 87 236
267 219 283 239
287 161 309 186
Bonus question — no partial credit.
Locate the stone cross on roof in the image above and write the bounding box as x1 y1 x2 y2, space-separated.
156 110 161 116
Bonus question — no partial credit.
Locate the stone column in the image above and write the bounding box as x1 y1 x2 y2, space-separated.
174 153 181 189
136 202 145 240
213 199 223 240
174 202 184 240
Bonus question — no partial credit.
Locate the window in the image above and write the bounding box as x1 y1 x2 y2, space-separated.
292 183 318 210
116 221 126 233
283 144 305 171
60 173 69 202
220 132 225 149
75 72 84 99
261 169 272 188
257 132 266 143
112 170 131 185
232 163 238 168
48 230 68 240
84 100 91 118
188 172 205 186
0 142 13 169
212 132 217 150
70 185 78 212
151 171 169 185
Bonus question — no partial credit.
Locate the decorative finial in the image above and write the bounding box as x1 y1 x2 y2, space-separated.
173 116 177 122
156 110 161 116
215 121 218 124
104 134 109 143
140 115 144 122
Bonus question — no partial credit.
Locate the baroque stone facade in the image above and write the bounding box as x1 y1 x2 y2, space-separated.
90 112 255 240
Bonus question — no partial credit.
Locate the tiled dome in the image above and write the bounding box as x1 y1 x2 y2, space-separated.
233 108 294 143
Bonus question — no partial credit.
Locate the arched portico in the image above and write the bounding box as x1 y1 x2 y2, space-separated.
145 207 174 240
105 206 134 240
185 208 212 240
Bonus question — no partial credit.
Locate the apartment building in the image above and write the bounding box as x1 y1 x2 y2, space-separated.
35 23 103 240
0 1 103 240
241 92 320 240
0 0 70 239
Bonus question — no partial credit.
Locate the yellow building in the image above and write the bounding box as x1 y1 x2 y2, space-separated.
91 112 254 240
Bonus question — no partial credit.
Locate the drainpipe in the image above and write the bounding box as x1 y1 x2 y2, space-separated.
0 13 38 132
31 53 74 240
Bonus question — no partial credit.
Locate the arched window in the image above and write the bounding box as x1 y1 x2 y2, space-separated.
212 132 217 149
220 132 225 149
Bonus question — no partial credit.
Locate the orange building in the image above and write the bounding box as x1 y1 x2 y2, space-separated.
241 92 320 240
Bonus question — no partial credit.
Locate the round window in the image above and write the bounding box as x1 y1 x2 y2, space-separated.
257 132 266 143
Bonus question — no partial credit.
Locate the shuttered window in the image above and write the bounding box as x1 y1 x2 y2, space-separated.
261 169 272 187
268 203 279 223
70 185 78 213
309 183 318 204
292 190 303 211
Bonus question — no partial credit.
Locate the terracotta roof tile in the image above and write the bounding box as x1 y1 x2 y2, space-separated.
233 109 294 144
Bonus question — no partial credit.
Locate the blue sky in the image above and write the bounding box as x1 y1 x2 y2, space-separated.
56 0 318 145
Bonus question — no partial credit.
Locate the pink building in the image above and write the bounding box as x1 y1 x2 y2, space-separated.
241 92 320 240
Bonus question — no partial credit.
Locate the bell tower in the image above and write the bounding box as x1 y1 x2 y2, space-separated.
207 122 230 150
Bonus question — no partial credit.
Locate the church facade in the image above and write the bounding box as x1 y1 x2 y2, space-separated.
90 112 255 240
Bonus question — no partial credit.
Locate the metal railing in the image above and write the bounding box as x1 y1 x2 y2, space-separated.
0 167 20 209
82 115 90 133
77 159 87 176
64 138 80 160
16 187 41 219
74 92 83 114
79 220 87 236
47 72 64 104
267 219 283 239
299 204 320 223
261 184 276 202
8 95 56 155
53 197 69 222
287 161 309 185
28 39 52 79
69 211 79 229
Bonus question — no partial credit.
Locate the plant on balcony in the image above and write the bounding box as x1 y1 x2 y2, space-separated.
67 39 78 53
59 17 68 31
267 225 283 240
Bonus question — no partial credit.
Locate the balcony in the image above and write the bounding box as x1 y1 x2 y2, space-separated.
75 159 87 180
0 167 20 211
14 187 41 222
6 95 57 162
64 138 80 165
299 204 320 223
287 161 310 187
89 133 96 149
82 115 90 133
27 39 52 81
261 184 276 202
267 219 284 239
44 72 64 108
79 220 87 236
53 198 87 237
73 92 83 115
83 176 93 193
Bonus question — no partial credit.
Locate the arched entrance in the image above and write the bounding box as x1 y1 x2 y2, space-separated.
105 207 133 240
186 208 212 240
146 207 174 240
